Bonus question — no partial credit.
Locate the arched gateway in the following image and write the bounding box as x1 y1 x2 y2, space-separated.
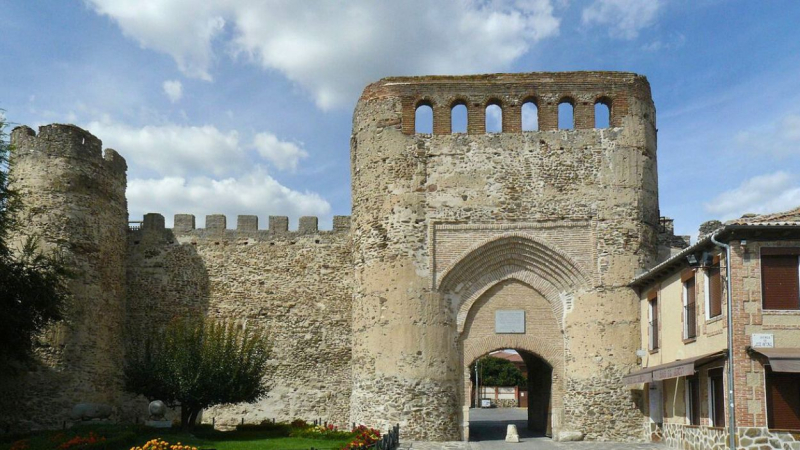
350 72 659 441
439 234 588 439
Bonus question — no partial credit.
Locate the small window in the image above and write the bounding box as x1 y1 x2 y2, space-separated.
558 100 574 130
485 103 502 133
451 102 467 133
594 99 611 128
415 102 433 134
686 376 700 425
522 100 538 131
709 368 725 427
648 291 659 351
705 255 723 318
766 366 800 429
761 248 800 310
682 271 697 340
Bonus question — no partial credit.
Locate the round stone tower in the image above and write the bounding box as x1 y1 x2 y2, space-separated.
350 72 659 441
3 124 128 428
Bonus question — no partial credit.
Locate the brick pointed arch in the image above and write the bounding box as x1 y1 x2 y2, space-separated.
437 233 590 332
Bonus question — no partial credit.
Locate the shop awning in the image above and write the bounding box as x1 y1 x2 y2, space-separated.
622 351 727 385
753 348 800 373
622 368 653 385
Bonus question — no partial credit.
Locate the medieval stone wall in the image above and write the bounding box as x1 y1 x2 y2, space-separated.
124 213 354 427
1 125 128 430
351 72 658 441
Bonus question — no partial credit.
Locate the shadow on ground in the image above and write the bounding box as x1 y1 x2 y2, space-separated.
468 408 545 442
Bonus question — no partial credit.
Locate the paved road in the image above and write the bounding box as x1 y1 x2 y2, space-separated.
405 408 665 450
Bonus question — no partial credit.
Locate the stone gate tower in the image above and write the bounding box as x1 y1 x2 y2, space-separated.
350 72 659 441
5 125 128 427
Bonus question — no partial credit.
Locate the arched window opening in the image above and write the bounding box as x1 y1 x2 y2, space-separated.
521 100 538 131
451 103 468 133
595 99 611 128
485 103 502 133
415 102 433 134
558 100 574 130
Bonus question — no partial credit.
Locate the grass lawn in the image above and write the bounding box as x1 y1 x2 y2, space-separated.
1 424 353 450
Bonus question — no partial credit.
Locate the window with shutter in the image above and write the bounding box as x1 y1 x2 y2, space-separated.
707 255 723 318
761 249 800 310
709 368 725 427
766 367 800 430
648 291 659 351
683 273 697 339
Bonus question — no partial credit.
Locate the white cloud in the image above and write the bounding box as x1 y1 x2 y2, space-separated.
252 132 308 172
163 80 183 103
85 0 561 109
87 0 224 80
128 170 330 228
704 171 800 221
642 33 686 52
86 119 247 176
581 0 660 40
736 113 800 157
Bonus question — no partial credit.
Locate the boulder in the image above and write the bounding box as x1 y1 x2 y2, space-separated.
557 431 584 442
70 403 112 421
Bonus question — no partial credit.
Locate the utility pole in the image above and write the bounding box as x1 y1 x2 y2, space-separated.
474 358 480 408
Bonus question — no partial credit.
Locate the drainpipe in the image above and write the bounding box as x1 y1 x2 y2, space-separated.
710 231 736 450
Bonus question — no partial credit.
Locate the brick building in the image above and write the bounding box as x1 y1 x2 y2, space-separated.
627 208 800 449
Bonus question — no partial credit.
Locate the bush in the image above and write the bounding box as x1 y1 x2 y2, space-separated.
341 426 381 450
125 317 271 429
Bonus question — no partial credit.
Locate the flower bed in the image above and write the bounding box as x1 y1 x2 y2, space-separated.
341 426 381 450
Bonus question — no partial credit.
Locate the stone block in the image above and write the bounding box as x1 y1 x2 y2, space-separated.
237 215 258 231
333 215 350 232
269 216 289 232
174 214 196 231
299 216 318 234
557 431 584 441
143 213 165 231
206 214 227 230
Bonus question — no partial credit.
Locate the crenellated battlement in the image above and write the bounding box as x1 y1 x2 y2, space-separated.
11 124 127 176
129 213 351 237
359 71 653 134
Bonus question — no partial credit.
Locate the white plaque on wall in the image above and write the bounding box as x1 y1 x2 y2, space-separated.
495 310 525 334
751 333 774 348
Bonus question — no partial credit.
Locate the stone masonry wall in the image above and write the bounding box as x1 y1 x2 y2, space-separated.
124 213 353 427
351 72 659 441
1 125 128 431
662 424 800 450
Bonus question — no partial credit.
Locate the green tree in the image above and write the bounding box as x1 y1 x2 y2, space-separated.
470 355 526 387
0 114 71 370
125 316 271 429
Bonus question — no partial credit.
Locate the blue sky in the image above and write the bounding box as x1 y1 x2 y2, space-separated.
2 0 800 239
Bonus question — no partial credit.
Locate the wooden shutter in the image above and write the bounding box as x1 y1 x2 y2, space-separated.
650 298 659 350
766 368 800 430
709 265 722 317
685 277 697 339
709 368 725 427
762 254 800 310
